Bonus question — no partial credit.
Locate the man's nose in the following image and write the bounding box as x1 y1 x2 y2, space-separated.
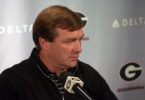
74 40 82 53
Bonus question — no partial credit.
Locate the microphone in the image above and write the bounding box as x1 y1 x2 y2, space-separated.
59 71 93 100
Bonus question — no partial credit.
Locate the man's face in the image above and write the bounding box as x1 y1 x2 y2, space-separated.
45 28 84 70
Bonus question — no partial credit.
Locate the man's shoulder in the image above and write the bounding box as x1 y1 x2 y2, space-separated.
77 60 105 81
0 58 34 78
78 60 97 73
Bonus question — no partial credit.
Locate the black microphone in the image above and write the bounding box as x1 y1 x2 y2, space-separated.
59 71 93 100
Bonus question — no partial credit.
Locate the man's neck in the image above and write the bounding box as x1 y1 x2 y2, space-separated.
39 51 66 76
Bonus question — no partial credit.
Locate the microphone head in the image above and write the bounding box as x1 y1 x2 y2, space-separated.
59 71 84 94
59 71 74 84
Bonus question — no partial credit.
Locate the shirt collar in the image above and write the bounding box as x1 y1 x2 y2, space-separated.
30 48 78 76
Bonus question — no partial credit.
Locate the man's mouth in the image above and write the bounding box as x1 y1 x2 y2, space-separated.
69 56 79 61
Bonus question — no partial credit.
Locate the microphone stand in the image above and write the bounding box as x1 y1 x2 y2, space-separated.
73 84 93 100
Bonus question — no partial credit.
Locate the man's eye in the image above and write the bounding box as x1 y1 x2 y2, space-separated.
67 39 76 42
71 39 76 42
63 38 78 43
66 40 74 43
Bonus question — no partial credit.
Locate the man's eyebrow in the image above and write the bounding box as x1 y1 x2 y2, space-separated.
64 33 84 41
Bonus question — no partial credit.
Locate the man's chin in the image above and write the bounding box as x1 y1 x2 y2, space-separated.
69 61 78 68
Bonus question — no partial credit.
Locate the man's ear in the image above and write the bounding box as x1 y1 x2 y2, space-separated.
39 37 50 49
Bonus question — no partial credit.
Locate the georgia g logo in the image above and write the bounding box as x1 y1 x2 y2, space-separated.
75 12 88 28
119 62 143 82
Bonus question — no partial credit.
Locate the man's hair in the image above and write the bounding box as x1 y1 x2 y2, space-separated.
32 5 83 50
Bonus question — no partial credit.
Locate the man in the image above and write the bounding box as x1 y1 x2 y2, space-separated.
0 5 118 100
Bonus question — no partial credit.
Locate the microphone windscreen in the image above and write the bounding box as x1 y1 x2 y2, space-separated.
59 71 74 84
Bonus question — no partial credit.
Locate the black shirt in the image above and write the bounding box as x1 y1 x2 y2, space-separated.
0 48 118 100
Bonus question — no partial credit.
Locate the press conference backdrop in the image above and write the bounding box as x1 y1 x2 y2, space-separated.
0 0 145 100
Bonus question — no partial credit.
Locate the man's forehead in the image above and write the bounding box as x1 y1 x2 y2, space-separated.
56 28 83 34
